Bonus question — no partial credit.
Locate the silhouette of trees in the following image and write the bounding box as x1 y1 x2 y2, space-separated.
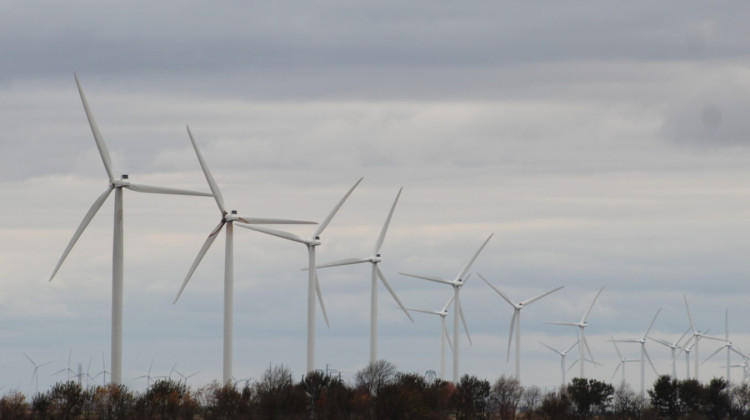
489 375 524 420
451 374 490 419
567 378 613 419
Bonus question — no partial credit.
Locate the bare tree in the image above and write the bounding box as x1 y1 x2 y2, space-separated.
490 375 524 420
355 360 397 396
523 385 542 420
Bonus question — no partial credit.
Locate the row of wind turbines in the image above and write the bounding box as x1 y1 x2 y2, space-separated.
47 75 747 393
49 75 495 387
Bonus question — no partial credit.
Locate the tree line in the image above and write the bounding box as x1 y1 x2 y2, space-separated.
2 361 750 419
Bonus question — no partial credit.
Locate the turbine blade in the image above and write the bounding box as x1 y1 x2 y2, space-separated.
455 233 493 281
440 294 456 313
567 359 579 373
126 183 212 197
523 285 565 306
611 363 622 382
507 311 517 363
540 342 563 356
564 339 580 354
478 273 515 308
730 347 747 359
650 337 673 348
315 272 330 328
580 287 603 324
676 327 692 347
611 337 623 360
407 308 442 316
545 321 579 327
400 272 453 286
645 348 658 375
313 177 363 237
644 308 661 339
703 346 724 364
236 224 308 244
374 187 402 254
583 334 595 363
23 353 35 366
75 74 114 182
50 186 114 281
237 217 316 225
186 126 226 214
684 294 696 333
444 322 454 353
315 257 370 269
173 221 224 303
377 266 413 322
459 296 472 345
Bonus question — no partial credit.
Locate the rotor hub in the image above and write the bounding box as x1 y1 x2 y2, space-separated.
225 210 240 222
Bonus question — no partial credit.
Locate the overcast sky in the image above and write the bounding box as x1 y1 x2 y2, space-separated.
2 1 750 394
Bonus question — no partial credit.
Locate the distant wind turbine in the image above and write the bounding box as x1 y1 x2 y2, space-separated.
479 274 563 383
238 178 364 373
703 308 747 384
24 353 52 393
173 127 316 383
401 234 493 382
547 287 603 379
651 327 691 379
610 338 640 385
613 308 661 399
315 187 413 365
684 295 722 382
540 340 578 387
49 75 212 384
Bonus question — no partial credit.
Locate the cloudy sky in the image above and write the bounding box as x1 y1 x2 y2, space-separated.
2 1 750 394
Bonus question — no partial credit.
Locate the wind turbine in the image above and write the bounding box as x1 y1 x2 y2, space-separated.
613 308 660 399
134 360 155 389
49 75 212 384
24 353 52 393
540 340 578 387
314 188 413 365
400 234 494 383
236 177 363 373
172 127 316 383
703 308 747 384
651 327 691 378
684 295 722 382
407 287 471 381
547 287 603 379
479 274 563 383
610 338 640 386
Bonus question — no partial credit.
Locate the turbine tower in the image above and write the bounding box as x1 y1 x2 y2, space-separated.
703 309 747 383
173 127 316 383
238 178 363 373
401 234 493 383
651 327 691 378
479 274 563 383
547 287 603 379
613 308 661 399
610 338 640 386
49 75 212 384
315 188 413 364
684 295 721 382
540 340 578 387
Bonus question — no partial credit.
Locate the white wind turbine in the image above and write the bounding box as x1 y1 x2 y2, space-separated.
173 127 316 383
134 360 155 388
400 234 494 383
610 338 640 386
650 327 691 379
540 340 578 387
24 353 52 393
479 274 563 383
547 287 603 379
684 295 722 382
613 308 661 399
703 309 747 384
407 288 471 381
236 178 364 373
314 188 413 365
49 75 212 385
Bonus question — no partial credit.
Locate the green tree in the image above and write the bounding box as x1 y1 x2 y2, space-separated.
539 389 572 420
649 375 680 420
678 378 705 415
567 378 614 419
704 378 730 420
451 374 490 420
255 364 306 419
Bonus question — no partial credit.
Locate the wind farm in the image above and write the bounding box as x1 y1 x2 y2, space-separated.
4 4 750 415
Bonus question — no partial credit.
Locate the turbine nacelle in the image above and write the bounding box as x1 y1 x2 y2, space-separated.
368 254 383 264
112 174 130 187
225 210 241 222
